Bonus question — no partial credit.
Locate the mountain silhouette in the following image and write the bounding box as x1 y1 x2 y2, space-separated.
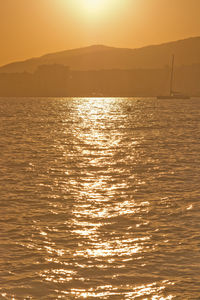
1 36 200 73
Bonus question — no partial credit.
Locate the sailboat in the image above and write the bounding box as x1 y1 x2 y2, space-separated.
157 55 190 99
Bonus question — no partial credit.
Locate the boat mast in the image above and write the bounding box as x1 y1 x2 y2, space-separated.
170 55 174 96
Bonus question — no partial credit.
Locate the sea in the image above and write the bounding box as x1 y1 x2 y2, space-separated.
0 97 200 299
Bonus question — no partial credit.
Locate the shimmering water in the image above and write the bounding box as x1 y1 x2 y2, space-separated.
0 97 200 299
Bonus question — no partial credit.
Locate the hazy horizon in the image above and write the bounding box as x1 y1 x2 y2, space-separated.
1 0 200 66
1 35 200 68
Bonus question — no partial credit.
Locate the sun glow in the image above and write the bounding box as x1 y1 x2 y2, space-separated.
66 0 123 19
83 0 106 12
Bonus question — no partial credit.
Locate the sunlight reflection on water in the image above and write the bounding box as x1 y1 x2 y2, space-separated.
1 97 200 299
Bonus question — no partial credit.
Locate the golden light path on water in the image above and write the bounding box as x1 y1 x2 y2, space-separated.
4 96 200 299
32 98 175 299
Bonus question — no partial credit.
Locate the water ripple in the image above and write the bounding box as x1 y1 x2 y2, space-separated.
0 97 200 299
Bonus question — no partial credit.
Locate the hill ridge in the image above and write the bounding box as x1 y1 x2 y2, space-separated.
1 36 200 73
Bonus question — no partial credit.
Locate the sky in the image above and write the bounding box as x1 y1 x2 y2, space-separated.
0 0 200 66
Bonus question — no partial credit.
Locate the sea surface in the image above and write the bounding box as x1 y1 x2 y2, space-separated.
0 97 200 299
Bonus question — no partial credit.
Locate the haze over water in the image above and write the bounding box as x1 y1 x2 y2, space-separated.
0 97 200 299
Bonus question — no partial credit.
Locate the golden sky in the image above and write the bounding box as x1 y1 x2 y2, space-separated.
0 0 200 66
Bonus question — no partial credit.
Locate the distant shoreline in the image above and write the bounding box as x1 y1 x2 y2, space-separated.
0 96 199 99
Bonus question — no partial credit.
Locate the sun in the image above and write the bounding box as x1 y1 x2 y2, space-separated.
81 0 108 14
84 0 104 10
62 0 124 21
